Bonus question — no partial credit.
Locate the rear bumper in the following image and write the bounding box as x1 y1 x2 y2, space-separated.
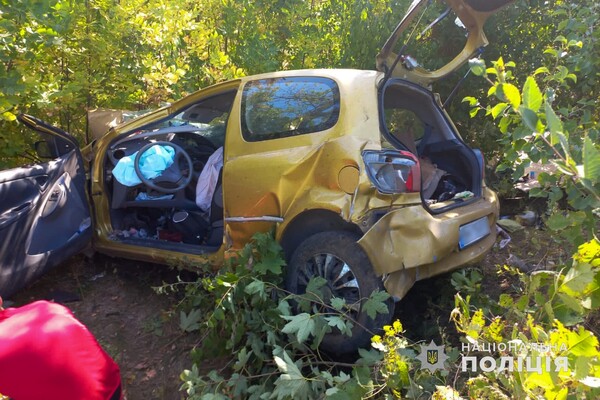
357 187 499 293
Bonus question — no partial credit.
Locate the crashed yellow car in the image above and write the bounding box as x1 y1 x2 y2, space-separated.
0 0 508 353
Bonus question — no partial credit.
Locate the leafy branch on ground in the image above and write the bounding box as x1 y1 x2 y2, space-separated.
166 232 455 399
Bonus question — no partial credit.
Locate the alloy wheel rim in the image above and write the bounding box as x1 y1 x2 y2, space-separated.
297 253 361 319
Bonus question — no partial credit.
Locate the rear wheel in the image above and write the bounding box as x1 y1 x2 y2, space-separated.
285 231 394 355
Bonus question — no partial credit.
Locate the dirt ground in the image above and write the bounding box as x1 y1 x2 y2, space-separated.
10 255 198 400
8 219 578 399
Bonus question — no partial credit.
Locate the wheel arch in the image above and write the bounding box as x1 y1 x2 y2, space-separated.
278 209 363 260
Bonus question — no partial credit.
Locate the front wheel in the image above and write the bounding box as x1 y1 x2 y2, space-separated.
285 231 394 355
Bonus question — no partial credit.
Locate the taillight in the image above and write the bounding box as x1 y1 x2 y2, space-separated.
362 150 420 193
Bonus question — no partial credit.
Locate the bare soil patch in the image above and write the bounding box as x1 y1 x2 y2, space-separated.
10 255 197 400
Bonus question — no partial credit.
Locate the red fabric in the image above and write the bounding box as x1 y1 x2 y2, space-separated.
0 301 121 400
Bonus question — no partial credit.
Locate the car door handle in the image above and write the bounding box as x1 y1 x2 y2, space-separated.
0 202 32 229
41 184 66 218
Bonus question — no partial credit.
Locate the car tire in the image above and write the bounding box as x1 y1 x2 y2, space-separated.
285 231 394 355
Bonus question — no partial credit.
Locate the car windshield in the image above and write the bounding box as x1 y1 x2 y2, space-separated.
121 90 236 147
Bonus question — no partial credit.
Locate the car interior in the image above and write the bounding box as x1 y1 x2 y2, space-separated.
103 91 236 254
382 81 482 209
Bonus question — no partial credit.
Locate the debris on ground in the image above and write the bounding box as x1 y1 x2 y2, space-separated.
497 218 524 233
507 253 534 273
496 226 512 249
515 210 537 227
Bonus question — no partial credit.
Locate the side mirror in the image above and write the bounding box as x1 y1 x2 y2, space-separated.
34 141 55 159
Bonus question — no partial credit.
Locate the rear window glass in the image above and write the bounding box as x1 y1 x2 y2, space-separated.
241 77 340 142
385 109 425 142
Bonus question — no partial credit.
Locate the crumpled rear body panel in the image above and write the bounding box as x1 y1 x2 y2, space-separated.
358 187 499 298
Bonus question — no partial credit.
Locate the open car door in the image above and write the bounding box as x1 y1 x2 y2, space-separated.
377 0 515 86
0 114 92 298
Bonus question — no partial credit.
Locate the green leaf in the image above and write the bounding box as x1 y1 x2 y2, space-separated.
551 159 575 176
469 58 487 77
498 116 511 133
234 347 252 370
567 326 599 358
324 315 352 336
497 83 521 108
281 313 315 344
499 293 513 307
486 67 498 76
462 96 478 106
311 314 331 347
574 355 591 379
180 308 202 332
254 252 285 275
555 292 584 313
494 57 505 69
272 350 310 399
583 136 600 182
360 8 368 20
490 102 508 119
245 279 265 296
277 299 292 316
1 111 16 122
529 187 548 198
330 297 345 311
363 290 390 320
518 106 539 132
357 348 383 365
522 76 543 112
554 35 568 44
545 102 564 146
306 276 327 294
566 73 577 83
561 262 595 294
546 213 571 230
576 240 600 266
555 66 569 82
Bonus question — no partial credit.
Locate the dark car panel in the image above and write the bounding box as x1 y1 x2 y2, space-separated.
0 130 91 298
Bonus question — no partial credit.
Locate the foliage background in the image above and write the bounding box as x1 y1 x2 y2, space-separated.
0 0 516 166
3 0 595 176
0 0 400 167
2 0 599 398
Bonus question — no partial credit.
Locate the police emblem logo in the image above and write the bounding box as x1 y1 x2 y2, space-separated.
416 341 448 372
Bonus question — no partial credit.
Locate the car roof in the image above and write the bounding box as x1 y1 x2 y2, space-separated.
236 68 381 85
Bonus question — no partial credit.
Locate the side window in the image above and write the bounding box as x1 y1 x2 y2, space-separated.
35 135 75 160
241 77 340 142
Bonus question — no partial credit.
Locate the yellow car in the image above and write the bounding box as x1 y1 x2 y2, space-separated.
0 0 509 353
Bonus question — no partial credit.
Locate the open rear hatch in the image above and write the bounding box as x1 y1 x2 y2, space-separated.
377 0 514 213
377 0 514 87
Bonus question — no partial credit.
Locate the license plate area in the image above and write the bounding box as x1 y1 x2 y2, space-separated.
459 216 490 250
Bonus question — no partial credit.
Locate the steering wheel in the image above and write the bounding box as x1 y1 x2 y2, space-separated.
134 141 193 194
